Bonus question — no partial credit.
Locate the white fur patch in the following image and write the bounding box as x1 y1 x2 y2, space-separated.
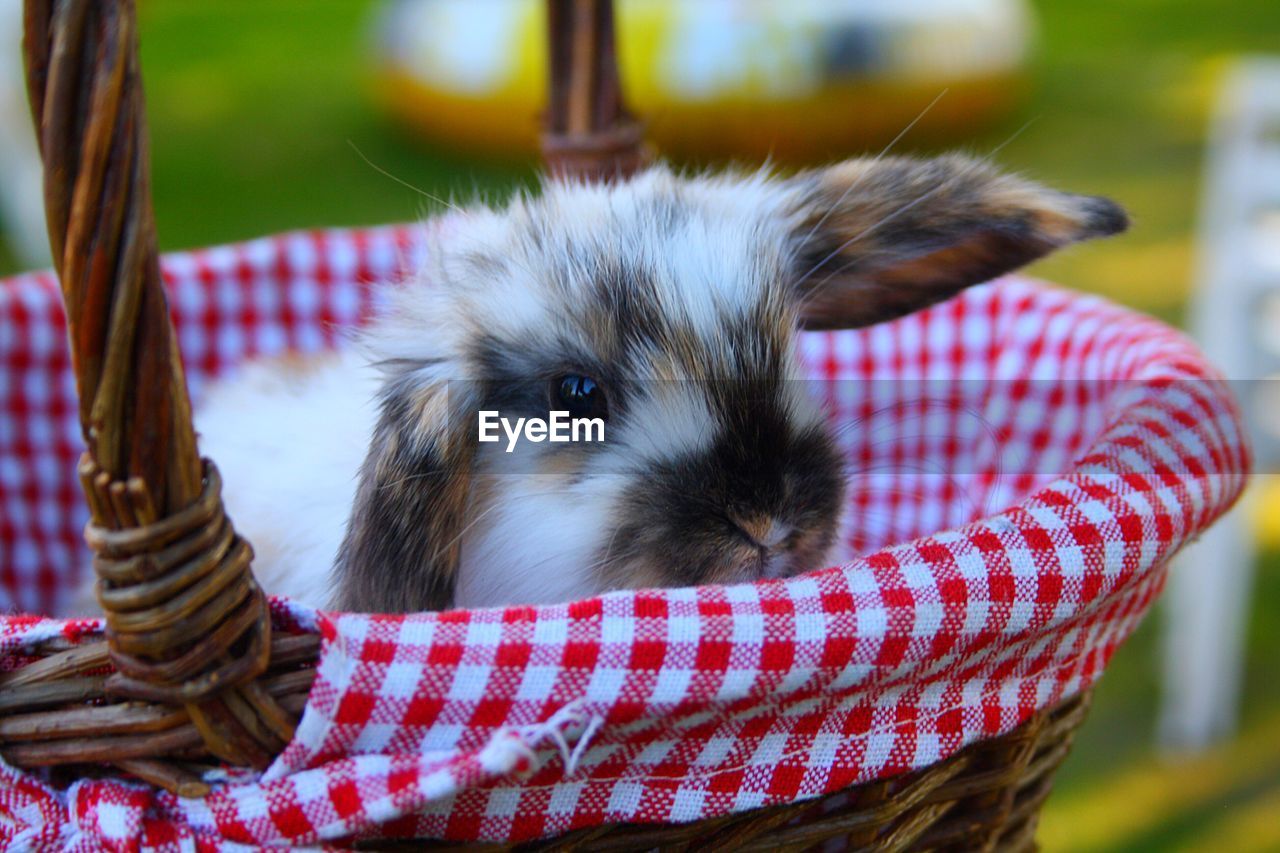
456 472 621 609
194 349 378 608
614 381 718 467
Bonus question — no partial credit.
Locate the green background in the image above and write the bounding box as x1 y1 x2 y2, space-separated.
3 2 1278 849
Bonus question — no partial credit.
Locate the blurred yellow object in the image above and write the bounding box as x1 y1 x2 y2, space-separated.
370 0 1034 164
1252 474 1280 548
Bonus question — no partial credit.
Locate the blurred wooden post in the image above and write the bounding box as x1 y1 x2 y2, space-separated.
1160 60 1280 751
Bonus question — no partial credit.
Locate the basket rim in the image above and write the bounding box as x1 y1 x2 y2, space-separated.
0 223 1248 632
0 222 1252 846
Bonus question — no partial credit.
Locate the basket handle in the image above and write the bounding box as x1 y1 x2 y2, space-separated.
22 0 293 769
541 0 650 180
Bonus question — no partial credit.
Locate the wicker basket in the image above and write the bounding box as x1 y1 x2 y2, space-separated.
0 1 1249 849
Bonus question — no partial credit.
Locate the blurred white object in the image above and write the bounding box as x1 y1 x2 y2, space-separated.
1160 60 1280 751
0 0 50 269
370 0 1035 163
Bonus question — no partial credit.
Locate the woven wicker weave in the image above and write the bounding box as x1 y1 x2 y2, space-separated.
383 693 1089 852
2 0 1092 846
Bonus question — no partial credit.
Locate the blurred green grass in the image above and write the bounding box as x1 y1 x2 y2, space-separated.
0 236 17 275
130 2 530 254
3 0 1279 848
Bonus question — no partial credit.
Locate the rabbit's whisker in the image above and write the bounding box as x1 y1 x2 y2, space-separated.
793 88 950 256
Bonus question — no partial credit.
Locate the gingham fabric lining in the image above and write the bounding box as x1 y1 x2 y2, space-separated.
0 224 1250 849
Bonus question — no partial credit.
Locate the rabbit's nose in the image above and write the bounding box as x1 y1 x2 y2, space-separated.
731 516 793 552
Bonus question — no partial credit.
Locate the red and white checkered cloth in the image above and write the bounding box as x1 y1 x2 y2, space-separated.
0 224 1250 850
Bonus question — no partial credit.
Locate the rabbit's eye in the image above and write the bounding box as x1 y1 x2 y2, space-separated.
552 374 608 421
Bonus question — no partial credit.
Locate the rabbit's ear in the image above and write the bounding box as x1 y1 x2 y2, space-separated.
333 379 474 613
782 154 1127 331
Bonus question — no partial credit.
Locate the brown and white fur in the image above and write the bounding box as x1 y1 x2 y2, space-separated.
190 155 1126 614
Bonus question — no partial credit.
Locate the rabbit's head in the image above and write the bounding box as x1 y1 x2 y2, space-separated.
334 155 1127 612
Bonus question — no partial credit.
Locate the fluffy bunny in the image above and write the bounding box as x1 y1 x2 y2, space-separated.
193 155 1126 614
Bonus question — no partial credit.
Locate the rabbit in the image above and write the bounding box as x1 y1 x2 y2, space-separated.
185 155 1127 615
